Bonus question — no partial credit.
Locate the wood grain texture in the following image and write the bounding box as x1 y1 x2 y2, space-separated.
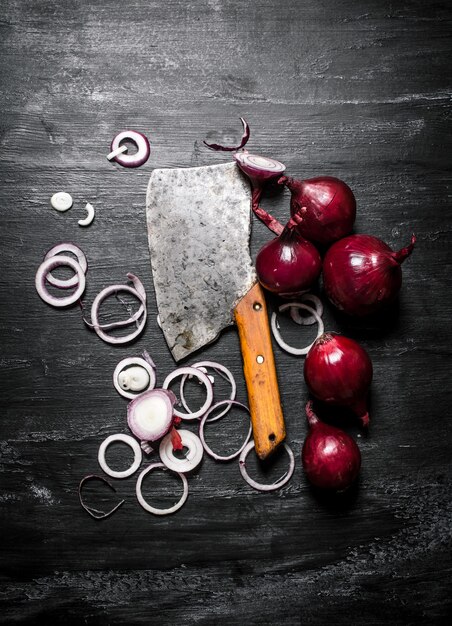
0 0 451 624
234 282 285 459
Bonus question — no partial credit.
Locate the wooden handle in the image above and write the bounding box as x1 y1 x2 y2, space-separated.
234 282 286 460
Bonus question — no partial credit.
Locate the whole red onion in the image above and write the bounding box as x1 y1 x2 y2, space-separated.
302 401 361 490
279 176 356 245
304 333 373 427
256 219 322 296
323 234 416 316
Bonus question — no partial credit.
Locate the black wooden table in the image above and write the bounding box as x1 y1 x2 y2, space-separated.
1 1 451 624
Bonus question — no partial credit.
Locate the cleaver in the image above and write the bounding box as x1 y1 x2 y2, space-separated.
146 162 285 459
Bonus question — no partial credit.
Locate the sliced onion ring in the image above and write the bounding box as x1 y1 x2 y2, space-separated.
239 441 295 492
159 430 204 473
199 400 252 462
234 151 286 186
162 366 213 420
136 463 188 515
36 255 86 307
44 242 88 289
98 434 142 479
110 130 150 168
79 474 125 520
290 294 324 326
89 274 147 344
203 117 250 152
113 356 157 400
271 303 324 356
180 361 236 422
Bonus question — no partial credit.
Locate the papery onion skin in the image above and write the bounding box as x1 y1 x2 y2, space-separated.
256 222 322 296
279 176 356 245
304 333 373 427
323 234 416 316
302 401 361 490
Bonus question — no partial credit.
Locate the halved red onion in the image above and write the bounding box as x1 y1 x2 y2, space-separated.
162 366 213 420
110 130 150 168
290 294 324 326
159 429 204 473
203 117 250 152
271 302 324 356
44 242 88 289
89 273 147 344
180 361 236 421
98 434 142 479
113 356 157 400
199 400 252 462
234 151 286 188
239 442 295 491
79 474 125 520
127 388 176 442
36 255 86 307
136 463 188 515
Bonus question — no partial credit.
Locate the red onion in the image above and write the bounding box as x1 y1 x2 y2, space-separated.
304 333 373 427
127 388 177 443
302 401 361 490
35 255 86 307
109 130 150 168
203 117 250 152
279 176 356 245
323 234 416 316
256 220 322 296
79 475 125 520
44 242 87 289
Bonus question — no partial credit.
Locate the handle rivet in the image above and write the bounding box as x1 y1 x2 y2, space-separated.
253 302 262 311
256 355 264 364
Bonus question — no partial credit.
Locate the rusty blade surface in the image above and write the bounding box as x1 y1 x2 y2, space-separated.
146 162 256 362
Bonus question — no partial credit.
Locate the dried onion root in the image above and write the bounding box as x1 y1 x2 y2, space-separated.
136 463 188 515
79 474 125 520
199 400 252 462
271 302 324 356
239 442 295 492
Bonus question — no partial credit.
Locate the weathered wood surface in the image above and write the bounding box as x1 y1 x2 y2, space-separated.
0 0 451 624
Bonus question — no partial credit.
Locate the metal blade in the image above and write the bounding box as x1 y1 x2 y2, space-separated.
146 162 256 362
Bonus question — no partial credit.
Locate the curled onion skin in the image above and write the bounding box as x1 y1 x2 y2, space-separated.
279 176 356 245
304 333 373 427
302 401 361 491
204 117 250 152
323 234 416 316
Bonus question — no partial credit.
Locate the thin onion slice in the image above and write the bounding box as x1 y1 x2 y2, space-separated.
159 430 204 473
180 361 236 422
199 400 252 462
162 366 213 420
79 474 125 520
78 202 95 227
136 463 188 515
290 294 324 326
44 242 88 289
36 255 86 307
271 303 324 356
110 130 150 168
89 273 147 344
239 442 295 492
127 388 176 442
234 151 286 187
113 356 157 400
98 433 142 479
203 117 250 152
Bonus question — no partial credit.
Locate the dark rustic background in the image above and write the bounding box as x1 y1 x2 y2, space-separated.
1 0 451 624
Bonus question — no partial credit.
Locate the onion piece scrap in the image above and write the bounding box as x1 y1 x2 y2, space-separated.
110 130 150 168
136 463 188 515
162 366 213 420
79 474 125 520
127 388 176 442
51 192 73 212
290 294 324 326
107 144 128 161
271 302 324 356
180 361 236 421
88 273 147 344
199 400 252 462
35 255 86 307
159 429 204 473
203 117 250 152
239 442 295 492
113 356 157 400
78 202 95 227
44 242 88 289
98 434 142 479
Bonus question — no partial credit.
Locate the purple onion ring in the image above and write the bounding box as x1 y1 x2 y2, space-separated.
179 361 236 422
35 255 86 307
136 463 188 515
110 130 150 168
162 366 213 420
203 117 250 152
199 400 252 462
44 242 88 289
239 442 295 492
